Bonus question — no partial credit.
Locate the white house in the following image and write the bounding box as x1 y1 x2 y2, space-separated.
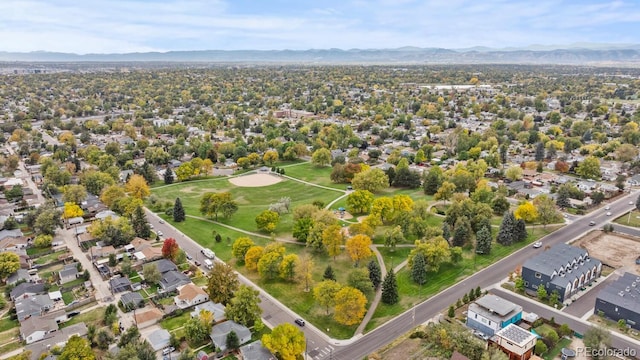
174 283 209 309
20 316 58 344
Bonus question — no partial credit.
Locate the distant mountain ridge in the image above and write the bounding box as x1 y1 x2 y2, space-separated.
2 45 640 64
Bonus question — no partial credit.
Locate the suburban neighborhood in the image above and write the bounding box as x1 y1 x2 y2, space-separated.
0 64 638 360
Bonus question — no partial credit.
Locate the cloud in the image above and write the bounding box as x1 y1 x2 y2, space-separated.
0 0 638 53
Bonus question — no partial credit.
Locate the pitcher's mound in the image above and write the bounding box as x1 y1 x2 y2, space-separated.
229 173 283 187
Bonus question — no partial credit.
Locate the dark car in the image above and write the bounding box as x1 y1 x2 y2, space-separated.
589 221 596 226
294 318 305 326
67 311 80 318
194 260 201 266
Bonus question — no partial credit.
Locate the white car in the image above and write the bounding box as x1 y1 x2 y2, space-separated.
606 212 612 216
157 231 164 237
533 241 542 248
629 201 634 205
605 206 610 210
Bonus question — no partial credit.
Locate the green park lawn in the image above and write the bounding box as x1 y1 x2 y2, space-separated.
283 162 344 190
152 177 342 235
613 210 640 227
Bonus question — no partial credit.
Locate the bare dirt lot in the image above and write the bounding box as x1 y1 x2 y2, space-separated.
573 231 640 274
228 173 283 187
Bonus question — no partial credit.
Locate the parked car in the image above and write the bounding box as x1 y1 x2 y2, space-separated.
589 221 596 226
629 201 634 205
294 318 305 326
159 220 165 224
186 253 193 260
148 223 154 229
606 212 612 216
605 206 611 210
157 231 164 237
532 241 542 248
194 260 201 266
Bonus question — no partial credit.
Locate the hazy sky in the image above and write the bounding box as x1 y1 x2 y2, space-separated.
1 0 639 54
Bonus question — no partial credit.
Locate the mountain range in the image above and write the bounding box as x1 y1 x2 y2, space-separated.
2 44 640 64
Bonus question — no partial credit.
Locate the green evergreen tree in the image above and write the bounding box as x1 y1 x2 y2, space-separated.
556 186 570 209
173 197 185 222
452 217 471 247
381 269 399 305
535 142 545 161
410 252 427 285
442 222 451 241
475 225 492 255
323 265 336 281
423 167 443 195
475 286 481 298
448 305 455 318
226 330 240 351
515 218 527 242
537 284 548 301
497 211 516 245
367 260 382 289
131 205 151 239
164 167 174 185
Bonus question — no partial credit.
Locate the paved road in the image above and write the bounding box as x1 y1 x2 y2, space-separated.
329 191 640 360
146 190 640 360
144 209 337 360
492 288 640 355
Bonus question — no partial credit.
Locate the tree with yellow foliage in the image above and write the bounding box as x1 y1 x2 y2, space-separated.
334 287 367 326
124 174 150 199
63 202 84 220
345 234 372 267
262 323 305 360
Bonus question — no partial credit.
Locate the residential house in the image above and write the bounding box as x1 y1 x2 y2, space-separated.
15 295 54 322
522 244 602 303
10 283 46 301
595 272 640 330
7 269 31 286
90 245 116 259
210 320 252 353
25 323 87 360
490 324 536 360
145 328 171 350
158 270 191 293
95 210 119 221
174 283 209 309
191 301 226 323
109 276 132 293
466 295 523 336
135 307 164 329
240 340 275 360
149 258 178 274
628 174 640 187
20 316 58 344
0 236 28 252
120 292 145 311
58 263 79 284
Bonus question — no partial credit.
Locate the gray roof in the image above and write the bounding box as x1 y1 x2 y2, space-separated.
146 328 171 351
59 264 79 278
523 243 598 277
240 340 275 360
210 321 251 352
596 272 640 315
0 229 23 240
469 295 522 323
159 270 190 292
474 295 518 317
191 301 226 322
149 259 178 274
25 323 87 360
7 269 31 285
11 283 46 300
109 277 132 292
120 292 144 308
495 324 536 347
20 315 58 338
15 295 54 322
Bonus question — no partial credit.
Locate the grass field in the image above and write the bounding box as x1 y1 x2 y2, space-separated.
284 162 344 189
0 316 18 332
613 210 640 227
152 177 342 235
62 306 104 328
